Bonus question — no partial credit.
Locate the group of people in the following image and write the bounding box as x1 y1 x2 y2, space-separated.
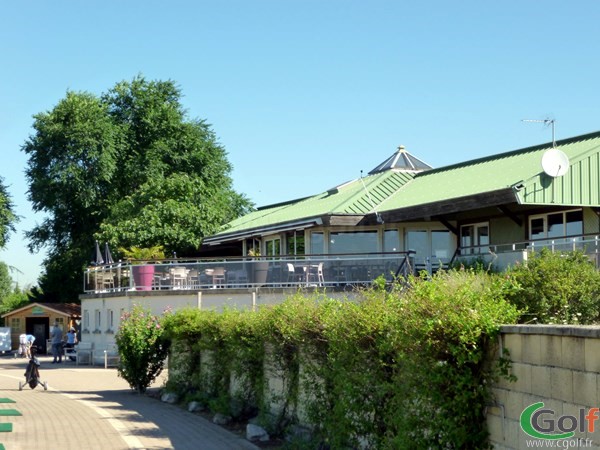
19 322 78 363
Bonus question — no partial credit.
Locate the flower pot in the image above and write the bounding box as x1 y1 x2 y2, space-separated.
132 265 155 291
253 261 269 286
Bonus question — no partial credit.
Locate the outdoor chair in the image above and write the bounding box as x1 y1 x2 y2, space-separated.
95 271 115 291
285 263 303 285
306 262 325 286
187 269 199 288
212 267 226 287
72 342 94 366
169 267 189 289
227 269 249 287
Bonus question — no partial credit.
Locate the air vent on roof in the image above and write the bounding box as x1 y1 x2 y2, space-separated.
368 145 432 175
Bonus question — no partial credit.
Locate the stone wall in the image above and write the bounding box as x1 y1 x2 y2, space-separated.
488 325 600 449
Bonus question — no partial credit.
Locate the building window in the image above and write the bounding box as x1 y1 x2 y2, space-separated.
84 311 90 331
529 210 583 243
265 237 281 257
107 310 114 331
286 231 305 255
310 232 324 254
460 222 489 255
330 230 378 254
95 310 101 331
11 318 20 332
384 229 400 253
406 229 453 270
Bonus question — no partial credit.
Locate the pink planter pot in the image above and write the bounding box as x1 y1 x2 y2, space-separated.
133 266 155 291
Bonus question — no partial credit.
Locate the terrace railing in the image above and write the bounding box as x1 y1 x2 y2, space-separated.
456 233 600 268
83 252 415 294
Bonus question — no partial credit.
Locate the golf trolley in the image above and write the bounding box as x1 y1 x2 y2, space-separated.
19 345 48 391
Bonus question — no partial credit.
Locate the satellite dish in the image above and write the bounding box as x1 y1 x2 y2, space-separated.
541 149 570 177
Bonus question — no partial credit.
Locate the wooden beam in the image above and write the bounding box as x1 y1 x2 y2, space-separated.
381 188 517 223
328 215 365 226
433 216 458 235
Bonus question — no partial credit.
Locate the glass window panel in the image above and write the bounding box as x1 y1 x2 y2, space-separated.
460 225 474 254
286 233 305 255
530 218 545 240
478 225 489 253
265 239 281 256
330 231 378 254
431 230 452 259
383 229 400 252
547 213 564 239
565 210 583 237
406 230 428 263
310 232 324 255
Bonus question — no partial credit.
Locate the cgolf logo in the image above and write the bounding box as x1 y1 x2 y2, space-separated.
520 402 599 440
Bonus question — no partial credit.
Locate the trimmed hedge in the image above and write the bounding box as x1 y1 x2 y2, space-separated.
163 271 519 449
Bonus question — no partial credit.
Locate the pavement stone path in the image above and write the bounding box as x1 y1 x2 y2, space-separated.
0 354 259 450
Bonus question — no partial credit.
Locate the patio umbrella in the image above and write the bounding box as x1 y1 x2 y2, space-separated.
104 243 115 265
92 240 104 266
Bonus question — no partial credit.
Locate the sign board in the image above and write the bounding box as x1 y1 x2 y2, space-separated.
31 306 46 316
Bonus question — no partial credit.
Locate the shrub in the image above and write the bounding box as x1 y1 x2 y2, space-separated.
116 304 170 393
505 249 600 324
162 274 519 448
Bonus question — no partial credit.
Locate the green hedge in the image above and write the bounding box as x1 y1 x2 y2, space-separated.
163 271 519 449
505 249 600 324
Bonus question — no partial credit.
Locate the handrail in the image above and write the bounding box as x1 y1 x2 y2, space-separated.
458 233 600 256
83 252 415 294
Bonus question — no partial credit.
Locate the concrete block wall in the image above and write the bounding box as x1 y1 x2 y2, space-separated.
488 325 600 449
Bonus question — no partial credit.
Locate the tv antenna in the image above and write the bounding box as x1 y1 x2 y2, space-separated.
522 118 556 148
360 170 383 224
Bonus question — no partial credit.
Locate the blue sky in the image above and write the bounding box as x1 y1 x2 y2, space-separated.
1 1 599 287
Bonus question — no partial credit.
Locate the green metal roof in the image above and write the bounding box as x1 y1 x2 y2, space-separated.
378 130 600 213
206 169 415 241
207 131 600 243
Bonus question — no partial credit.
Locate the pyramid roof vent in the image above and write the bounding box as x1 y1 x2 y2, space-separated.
368 145 432 175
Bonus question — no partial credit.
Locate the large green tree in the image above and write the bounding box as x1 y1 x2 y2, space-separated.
0 178 17 249
23 76 252 302
0 262 30 316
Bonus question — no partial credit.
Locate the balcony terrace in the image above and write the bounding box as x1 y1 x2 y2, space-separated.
83 234 600 295
83 252 415 294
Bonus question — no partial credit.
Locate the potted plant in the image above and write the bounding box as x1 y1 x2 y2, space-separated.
248 248 269 286
119 246 165 291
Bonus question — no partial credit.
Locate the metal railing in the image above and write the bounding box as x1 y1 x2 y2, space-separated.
456 234 600 268
83 252 415 293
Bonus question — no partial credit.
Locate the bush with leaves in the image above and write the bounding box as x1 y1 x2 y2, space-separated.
163 274 519 448
116 304 170 393
505 249 600 324
162 307 266 419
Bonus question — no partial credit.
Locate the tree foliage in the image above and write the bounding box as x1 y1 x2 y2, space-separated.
505 249 600 324
0 178 17 249
23 76 252 301
116 304 170 394
0 262 31 317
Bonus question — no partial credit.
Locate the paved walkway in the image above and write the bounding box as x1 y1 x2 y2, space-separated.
0 354 259 450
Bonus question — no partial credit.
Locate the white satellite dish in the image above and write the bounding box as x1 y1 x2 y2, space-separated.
541 149 570 177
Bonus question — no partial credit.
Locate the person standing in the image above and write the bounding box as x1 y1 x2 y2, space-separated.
65 327 77 361
25 334 36 358
50 321 63 364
